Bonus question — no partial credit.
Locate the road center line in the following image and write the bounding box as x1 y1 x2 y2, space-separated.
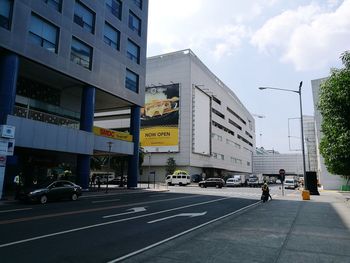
0 196 232 248
0 208 32 214
107 201 261 263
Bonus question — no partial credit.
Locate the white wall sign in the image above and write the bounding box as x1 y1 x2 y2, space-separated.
0 125 15 139
0 138 15 156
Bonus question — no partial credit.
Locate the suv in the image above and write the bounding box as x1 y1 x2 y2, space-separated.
199 178 225 188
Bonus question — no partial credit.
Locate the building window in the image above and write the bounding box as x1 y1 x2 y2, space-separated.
128 11 141 36
212 108 225 119
229 119 242 130
74 0 95 34
0 0 13 30
133 0 142 9
106 0 122 20
43 0 62 12
29 14 59 53
127 39 140 64
227 107 246 125
212 133 223 142
212 96 221 105
125 69 139 93
104 22 120 50
70 37 92 70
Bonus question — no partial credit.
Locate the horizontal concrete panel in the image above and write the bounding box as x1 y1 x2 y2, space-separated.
7 115 94 154
94 135 133 155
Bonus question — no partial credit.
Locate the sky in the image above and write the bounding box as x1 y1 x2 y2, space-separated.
146 0 350 153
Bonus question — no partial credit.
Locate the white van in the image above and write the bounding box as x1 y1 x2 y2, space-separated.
284 178 298 189
166 174 191 186
91 172 115 184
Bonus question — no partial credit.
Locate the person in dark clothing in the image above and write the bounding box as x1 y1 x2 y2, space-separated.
261 183 272 202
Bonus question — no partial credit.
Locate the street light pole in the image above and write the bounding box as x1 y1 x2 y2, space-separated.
146 151 151 189
259 81 307 190
106 141 113 193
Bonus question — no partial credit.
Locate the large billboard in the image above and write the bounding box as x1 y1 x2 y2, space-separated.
192 87 211 155
140 84 180 152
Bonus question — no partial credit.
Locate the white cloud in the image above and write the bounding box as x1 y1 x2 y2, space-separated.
205 25 250 59
251 0 350 71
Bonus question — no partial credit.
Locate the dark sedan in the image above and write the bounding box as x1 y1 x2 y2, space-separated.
19 180 82 204
198 178 225 188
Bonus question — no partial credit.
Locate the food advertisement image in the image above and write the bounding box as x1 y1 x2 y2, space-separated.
140 84 180 152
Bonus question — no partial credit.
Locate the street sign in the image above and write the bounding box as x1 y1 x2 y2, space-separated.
0 125 15 139
0 156 6 167
0 138 15 156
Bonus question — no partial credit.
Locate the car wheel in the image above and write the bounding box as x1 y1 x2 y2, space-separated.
216 184 219 188
40 195 48 204
179 182 183 186
71 193 78 201
200 184 204 188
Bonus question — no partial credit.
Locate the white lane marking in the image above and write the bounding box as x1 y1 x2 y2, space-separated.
92 199 120 204
147 212 207 224
103 207 147 219
0 208 32 214
149 194 166 198
79 191 156 198
0 197 231 248
107 201 261 263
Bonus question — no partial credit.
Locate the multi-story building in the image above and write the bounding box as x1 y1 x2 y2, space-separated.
253 148 304 176
312 78 343 190
303 115 318 172
0 0 148 196
137 49 255 182
253 116 318 178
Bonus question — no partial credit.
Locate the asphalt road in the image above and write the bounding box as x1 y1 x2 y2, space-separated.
0 189 265 263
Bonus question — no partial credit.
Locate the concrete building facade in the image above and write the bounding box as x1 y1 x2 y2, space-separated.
138 50 255 182
253 115 318 179
0 0 148 196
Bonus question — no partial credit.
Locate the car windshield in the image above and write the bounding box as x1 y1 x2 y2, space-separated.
285 180 294 183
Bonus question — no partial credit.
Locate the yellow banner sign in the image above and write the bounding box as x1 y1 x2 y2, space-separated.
140 126 179 146
93 126 132 142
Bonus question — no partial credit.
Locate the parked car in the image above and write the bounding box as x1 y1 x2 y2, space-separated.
247 174 264 187
191 174 202 183
284 179 298 189
109 175 128 185
19 180 82 204
198 178 225 188
226 178 241 187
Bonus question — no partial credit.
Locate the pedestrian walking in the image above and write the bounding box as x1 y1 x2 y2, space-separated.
13 173 22 200
96 176 101 191
261 183 272 202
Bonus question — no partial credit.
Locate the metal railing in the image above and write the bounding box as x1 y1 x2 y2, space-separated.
14 105 80 129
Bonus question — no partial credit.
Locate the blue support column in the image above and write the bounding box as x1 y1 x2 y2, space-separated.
77 86 95 189
80 86 95 132
127 106 141 189
0 53 19 124
77 155 90 189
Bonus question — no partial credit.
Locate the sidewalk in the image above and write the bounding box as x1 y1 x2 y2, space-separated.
122 190 350 263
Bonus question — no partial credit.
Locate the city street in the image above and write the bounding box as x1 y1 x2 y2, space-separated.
0 186 293 263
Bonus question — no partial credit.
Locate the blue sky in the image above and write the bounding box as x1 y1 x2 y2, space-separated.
146 0 350 153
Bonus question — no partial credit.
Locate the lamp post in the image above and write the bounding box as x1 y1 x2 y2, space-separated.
146 150 151 189
106 141 113 193
259 81 307 190
251 114 266 174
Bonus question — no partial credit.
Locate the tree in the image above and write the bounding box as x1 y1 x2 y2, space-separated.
318 51 350 183
165 157 176 176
